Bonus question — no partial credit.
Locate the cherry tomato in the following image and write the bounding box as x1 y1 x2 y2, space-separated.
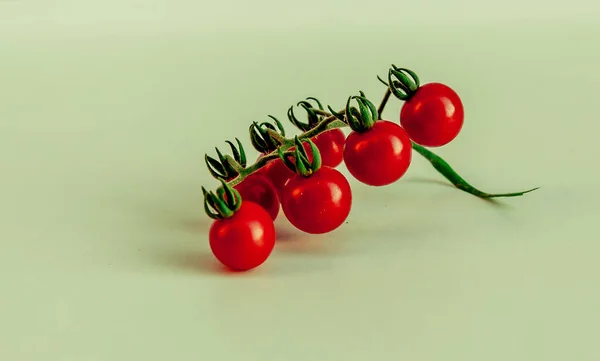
281 166 352 234
209 201 276 271
234 173 280 220
400 82 464 147
257 142 313 197
310 129 346 168
260 157 295 197
344 120 412 186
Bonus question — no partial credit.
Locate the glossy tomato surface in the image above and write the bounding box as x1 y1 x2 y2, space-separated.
209 201 276 271
311 128 346 168
344 120 412 186
281 166 352 234
260 157 295 197
257 142 312 197
400 82 464 147
234 173 280 220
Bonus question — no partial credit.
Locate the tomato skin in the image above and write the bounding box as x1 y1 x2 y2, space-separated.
311 129 346 168
257 142 312 197
260 157 295 197
234 173 280 221
344 120 412 186
400 82 464 147
281 167 352 234
257 129 345 199
209 201 276 271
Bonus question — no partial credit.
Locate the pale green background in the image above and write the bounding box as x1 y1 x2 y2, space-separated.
1 1 600 360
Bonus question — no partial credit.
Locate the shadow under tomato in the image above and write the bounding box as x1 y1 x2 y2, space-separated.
274 229 346 255
158 250 252 276
274 226 299 242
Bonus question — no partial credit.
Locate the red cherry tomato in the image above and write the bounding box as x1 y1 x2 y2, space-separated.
209 201 276 271
234 173 280 220
344 120 412 186
257 142 313 197
281 166 352 234
260 157 295 197
400 82 464 147
310 129 346 168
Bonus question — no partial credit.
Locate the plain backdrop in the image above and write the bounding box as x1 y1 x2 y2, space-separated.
1 1 600 360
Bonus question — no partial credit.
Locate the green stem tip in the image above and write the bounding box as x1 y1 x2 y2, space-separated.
411 142 539 198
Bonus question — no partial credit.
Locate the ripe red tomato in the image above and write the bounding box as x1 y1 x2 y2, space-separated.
281 166 352 234
310 129 346 168
344 120 412 186
400 82 464 147
259 157 295 197
234 173 280 220
257 142 313 197
209 201 276 271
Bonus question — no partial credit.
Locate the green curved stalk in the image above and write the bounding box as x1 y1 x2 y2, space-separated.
411 142 539 198
223 87 538 200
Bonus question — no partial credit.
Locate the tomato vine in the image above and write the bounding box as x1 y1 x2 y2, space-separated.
205 65 537 197
201 64 539 270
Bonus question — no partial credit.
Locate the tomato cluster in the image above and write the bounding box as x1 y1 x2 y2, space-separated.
202 65 536 272
204 76 464 271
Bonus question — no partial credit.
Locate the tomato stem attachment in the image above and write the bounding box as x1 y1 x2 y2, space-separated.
204 138 247 181
384 65 420 101
289 97 326 132
411 142 539 198
343 91 378 132
249 116 286 154
202 178 243 220
277 137 321 177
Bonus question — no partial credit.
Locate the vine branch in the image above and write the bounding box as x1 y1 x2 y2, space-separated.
217 81 537 199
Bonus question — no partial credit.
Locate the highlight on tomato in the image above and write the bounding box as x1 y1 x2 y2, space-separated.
277 137 352 234
386 65 464 147
203 179 276 272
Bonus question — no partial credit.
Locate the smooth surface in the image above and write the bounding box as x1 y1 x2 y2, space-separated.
1 1 600 360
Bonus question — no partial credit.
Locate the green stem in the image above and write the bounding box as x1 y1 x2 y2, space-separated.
224 89 538 200
411 142 539 198
227 118 347 187
377 87 391 118
311 108 332 117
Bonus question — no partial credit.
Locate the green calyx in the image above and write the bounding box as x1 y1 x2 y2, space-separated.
277 136 322 177
379 65 420 101
202 178 243 220
288 97 325 132
249 115 286 153
329 91 378 133
205 138 247 181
